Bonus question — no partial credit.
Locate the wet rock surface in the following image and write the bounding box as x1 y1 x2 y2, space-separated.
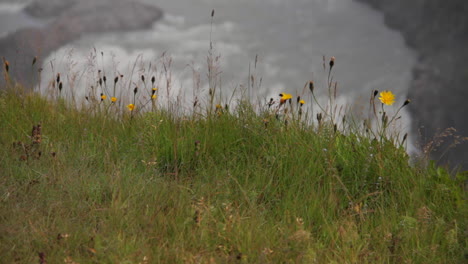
1 0 163 87
357 0 468 170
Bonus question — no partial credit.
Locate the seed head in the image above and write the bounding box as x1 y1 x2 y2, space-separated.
403 99 411 107
4 59 9 73
329 56 335 69
268 98 274 108
308 81 314 93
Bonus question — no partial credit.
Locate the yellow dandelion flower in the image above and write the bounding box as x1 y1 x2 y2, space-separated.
152 87 158 91
100 94 107 101
127 104 135 111
151 94 157 100
111 97 117 103
279 93 293 104
299 99 305 105
379 91 395 106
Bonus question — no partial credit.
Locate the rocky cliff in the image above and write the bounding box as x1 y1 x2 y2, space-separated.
357 0 468 170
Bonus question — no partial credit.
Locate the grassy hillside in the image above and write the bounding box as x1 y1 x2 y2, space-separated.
0 62 466 263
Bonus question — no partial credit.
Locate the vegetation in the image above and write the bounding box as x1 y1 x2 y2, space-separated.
0 53 466 264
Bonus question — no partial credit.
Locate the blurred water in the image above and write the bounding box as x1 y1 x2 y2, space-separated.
0 2 42 38
1 0 416 129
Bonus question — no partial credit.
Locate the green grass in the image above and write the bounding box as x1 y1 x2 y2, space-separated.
0 81 466 263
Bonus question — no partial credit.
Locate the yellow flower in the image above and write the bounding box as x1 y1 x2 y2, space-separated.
279 93 293 104
299 100 305 105
215 104 222 109
151 94 157 100
152 87 158 91
379 91 395 106
127 104 135 111
111 97 117 103
100 94 107 101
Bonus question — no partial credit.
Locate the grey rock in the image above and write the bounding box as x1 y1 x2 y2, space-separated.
0 0 163 87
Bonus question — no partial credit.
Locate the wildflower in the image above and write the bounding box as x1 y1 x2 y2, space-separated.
111 97 117 103
299 100 305 106
151 94 157 100
152 87 158 95
279 93 293 104
379 91 395 106
100 93 107 101
127 104 135 111
215 104 222 109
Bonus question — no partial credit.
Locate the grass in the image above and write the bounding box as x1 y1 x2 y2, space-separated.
0 54 467 264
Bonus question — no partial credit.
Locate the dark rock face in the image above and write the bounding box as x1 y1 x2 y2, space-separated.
1 0 163 87
357 0 468 170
